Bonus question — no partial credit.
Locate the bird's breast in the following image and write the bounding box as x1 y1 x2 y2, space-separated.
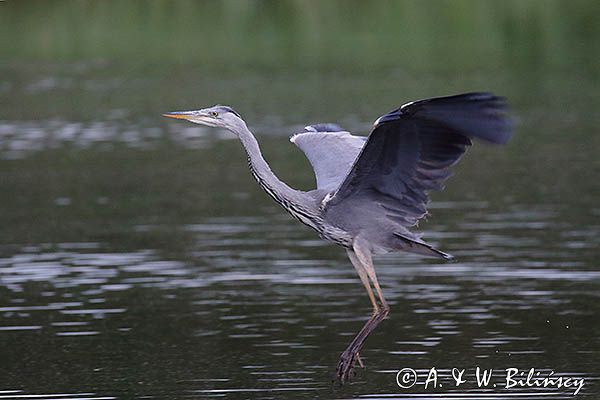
318 224 353 248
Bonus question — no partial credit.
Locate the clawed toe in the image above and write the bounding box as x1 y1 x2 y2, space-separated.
356 352 364 368
335 349 359 383
334 307 389 384
335 344 368 383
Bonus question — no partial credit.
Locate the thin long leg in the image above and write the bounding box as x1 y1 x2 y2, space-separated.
335 306 389 383
335 238 391 383
354 238 389 310
346 249 376 369
347 249 378 313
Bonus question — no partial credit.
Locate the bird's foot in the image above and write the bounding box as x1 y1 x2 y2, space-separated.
334 307 389 384
357 352 365 368
335 345 362 383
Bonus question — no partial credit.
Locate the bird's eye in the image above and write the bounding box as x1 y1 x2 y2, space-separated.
210 111 219 117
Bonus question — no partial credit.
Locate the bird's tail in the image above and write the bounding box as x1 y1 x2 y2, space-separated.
393 232 454 260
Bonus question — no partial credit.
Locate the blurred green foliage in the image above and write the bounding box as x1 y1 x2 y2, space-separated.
1 0 598 73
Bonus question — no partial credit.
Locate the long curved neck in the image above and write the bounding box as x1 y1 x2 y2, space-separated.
233 122 310 211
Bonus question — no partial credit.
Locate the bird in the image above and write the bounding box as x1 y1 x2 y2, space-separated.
163 92 513 382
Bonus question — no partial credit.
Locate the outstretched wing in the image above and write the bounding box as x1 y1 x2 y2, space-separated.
291 124 367 191
324 92 513 227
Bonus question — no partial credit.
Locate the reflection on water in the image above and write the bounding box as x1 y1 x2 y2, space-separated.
0 118 219 160
1 205 598 398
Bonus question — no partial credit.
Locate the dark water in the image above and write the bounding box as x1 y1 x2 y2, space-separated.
1 1 599 399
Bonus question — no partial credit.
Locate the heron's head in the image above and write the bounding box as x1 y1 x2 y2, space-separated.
163 105 244 132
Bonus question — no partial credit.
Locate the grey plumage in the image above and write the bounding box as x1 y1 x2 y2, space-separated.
163 91 513 382
322 92 512 258
290 126 366 191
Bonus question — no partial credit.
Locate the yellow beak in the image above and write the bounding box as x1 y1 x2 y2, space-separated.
162 111 195 120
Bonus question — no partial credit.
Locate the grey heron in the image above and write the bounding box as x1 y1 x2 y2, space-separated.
163 92 512 382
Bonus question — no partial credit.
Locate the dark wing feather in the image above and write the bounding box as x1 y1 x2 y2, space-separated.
324 92 512 227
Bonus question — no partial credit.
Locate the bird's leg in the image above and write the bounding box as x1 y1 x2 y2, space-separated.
336 242 390 383
335 306 389 383
346 249 375 370
347 249 379 314
354 243 389 311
